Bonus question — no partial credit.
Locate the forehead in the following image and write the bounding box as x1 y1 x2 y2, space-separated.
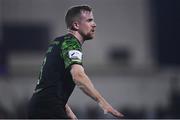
80 11 94 19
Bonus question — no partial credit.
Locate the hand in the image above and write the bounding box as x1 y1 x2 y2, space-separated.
67 111 78 120
98 101 124 118
65 104 78 120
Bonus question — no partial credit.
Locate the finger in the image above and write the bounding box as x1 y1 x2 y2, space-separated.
116 111 124 117
111 109 124 118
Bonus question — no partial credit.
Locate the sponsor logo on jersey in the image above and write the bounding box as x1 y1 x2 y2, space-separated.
68 50 82 61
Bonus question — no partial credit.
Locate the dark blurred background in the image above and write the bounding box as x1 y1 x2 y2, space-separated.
0 0 180 119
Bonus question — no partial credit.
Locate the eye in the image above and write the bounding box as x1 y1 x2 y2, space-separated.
87 19 93 22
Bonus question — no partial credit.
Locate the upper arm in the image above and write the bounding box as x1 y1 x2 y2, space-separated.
70 64 85 81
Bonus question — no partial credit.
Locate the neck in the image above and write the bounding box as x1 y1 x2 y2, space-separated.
68 29 84 45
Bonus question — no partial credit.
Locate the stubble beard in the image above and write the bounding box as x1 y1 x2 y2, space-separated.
83 32 95 41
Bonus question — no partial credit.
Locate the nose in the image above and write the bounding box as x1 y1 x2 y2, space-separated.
92 21 96 27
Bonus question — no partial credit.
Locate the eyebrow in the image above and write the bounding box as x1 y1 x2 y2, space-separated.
87 18 93 22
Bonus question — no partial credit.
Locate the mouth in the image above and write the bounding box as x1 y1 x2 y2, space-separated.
91 29 95 33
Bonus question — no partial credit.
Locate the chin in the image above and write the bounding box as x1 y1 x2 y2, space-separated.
84 35 94 40
86 36 94 40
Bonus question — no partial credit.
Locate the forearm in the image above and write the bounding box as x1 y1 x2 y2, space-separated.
73 72 107 104
70 65 123 118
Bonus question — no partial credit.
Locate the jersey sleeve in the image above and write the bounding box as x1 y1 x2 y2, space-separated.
61 39 83 69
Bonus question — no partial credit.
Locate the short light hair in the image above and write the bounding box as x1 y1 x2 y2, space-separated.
65 5 92 29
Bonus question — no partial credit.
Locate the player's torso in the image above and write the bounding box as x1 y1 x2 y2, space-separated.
33 34 82 104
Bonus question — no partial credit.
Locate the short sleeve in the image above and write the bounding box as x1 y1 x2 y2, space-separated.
61 39 82 69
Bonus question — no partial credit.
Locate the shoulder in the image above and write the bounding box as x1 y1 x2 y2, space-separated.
61 36 81 50
48 34 69 46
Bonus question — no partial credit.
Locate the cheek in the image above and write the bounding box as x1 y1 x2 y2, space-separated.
81 24 90 31
80 27 89 34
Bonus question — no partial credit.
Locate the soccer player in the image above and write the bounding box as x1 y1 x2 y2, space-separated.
28 5 124 119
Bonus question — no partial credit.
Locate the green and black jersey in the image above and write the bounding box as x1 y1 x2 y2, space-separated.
34 33 83 105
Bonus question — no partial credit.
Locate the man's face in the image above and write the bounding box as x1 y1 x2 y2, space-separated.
77 11 96 40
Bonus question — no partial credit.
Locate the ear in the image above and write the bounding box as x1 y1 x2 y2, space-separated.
72 21 79 30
